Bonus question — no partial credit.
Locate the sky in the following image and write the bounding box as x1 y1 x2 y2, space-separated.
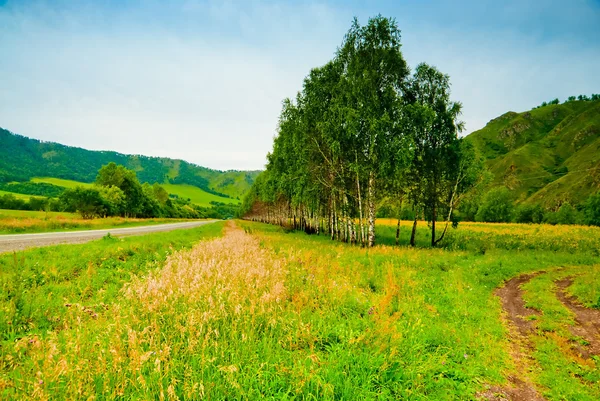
1 0 599 171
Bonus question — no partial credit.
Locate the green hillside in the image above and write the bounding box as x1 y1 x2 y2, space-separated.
0 128 260 199
465 99 600 208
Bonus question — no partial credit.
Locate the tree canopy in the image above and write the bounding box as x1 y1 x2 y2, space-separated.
242 16 480 246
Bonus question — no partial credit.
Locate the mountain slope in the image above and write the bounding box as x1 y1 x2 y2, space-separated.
0 128 260 199
465 99 600 208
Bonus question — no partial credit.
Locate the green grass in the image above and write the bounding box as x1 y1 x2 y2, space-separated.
31 177 93 188
231 222 600 399
521 267 600 400
570 268 600 308
161 183 239 206
1 220 598 399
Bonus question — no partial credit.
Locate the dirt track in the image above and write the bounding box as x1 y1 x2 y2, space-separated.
481 271 600 400
555 277 600 358
0 220 218 253
480 273 546 401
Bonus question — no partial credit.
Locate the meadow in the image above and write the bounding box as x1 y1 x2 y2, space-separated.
161 183 240 206
0 209 192 234
0 190 34 201
0 219 598 400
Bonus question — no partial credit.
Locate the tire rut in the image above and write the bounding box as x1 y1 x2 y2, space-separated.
555 277 600 359
479 273 546 401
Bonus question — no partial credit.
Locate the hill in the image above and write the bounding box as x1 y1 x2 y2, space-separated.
465 98 600 208
0 128 260 201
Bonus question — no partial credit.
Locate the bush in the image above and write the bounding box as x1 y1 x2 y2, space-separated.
475 187 514 223
545 203 583 225
514 204 545 224
555 203 580 225
584 192 600 226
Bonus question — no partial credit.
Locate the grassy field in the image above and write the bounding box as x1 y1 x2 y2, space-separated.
0 209 192 234
161 183 239 207
0 219 598 399
30 177 93 189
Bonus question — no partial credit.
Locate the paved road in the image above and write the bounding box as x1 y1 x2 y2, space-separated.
0 220 218 253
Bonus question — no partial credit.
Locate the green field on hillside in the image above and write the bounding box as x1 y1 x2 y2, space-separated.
31 177 93 189
161 183 239 206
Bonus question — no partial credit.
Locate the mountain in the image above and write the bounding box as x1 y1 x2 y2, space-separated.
0 128 260 200
465 99 600 208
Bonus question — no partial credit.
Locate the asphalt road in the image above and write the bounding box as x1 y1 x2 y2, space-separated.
0 220 218 253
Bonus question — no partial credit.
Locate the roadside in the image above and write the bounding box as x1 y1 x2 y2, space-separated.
0 220 218 253
0 208 199 235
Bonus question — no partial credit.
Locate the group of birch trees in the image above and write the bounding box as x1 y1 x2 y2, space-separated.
242 16 482 247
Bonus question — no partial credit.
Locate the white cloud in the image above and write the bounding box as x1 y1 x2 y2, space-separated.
0 1 343 170
1 0 599 170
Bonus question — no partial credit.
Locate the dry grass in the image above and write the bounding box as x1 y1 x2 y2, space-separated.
1 222 290 399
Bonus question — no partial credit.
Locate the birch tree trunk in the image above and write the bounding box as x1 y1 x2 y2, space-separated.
410 215 417 247
356 170 365 246
367 170 376 247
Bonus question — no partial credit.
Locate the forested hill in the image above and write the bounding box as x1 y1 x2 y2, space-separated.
0 128 260 199
465 97 600 208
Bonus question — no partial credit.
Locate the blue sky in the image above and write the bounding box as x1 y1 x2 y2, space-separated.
1 0 599 170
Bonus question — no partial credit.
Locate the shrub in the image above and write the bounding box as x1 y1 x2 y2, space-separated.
514 204 545 224
584 192 600 226
475 187 514 223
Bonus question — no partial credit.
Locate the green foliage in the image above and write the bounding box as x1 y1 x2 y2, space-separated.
475 187 514 223
514 203 545 223
243 16 479 248
59 187 108 219
551 203 581 225
583 191 600 226
0 182 64 197
0 193 61 212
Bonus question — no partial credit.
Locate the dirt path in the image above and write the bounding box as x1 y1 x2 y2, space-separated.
555 277 600 358
0 220 218 253
480 273 546 401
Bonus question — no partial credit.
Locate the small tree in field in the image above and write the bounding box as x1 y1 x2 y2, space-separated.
60 187 107 219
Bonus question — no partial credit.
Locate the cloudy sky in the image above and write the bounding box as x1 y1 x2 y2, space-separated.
1 0 599 170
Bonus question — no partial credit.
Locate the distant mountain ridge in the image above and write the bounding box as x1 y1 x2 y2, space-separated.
465 98 600 208
0 127 260 199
